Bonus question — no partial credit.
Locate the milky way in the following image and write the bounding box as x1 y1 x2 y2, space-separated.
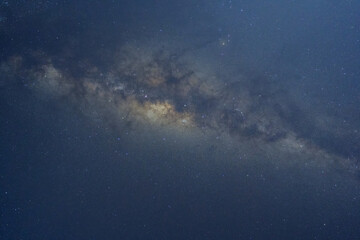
1 35 359 176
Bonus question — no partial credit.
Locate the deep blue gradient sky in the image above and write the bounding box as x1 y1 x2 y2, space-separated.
1 1 360 239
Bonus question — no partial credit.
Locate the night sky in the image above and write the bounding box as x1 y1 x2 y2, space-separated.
1 1 360 239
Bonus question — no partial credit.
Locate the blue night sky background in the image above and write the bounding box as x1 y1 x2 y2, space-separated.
1 1 360 239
